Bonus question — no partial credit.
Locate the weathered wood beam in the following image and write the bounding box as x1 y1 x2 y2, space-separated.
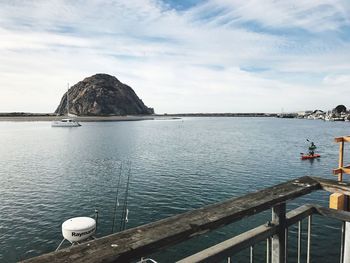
334 136 350 143
285 204 315 226
22 176 320 263
312 177 350 196
176 205 314 263
176 204 350 263
177 222 277 263
313 205 350 222
272 203 286 263
333 165 350 176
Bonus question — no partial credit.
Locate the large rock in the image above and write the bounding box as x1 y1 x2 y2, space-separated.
333 105 347 114
55 74 154 116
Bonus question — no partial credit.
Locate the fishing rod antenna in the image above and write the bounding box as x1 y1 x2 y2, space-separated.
111 162 123 234
119 161 132 232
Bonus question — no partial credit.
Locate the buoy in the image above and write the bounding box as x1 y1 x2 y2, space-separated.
62 217 96 243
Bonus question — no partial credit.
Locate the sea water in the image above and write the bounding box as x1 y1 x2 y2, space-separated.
0 117 349 262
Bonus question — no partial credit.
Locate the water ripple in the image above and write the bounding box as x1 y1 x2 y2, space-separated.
0 118 347 262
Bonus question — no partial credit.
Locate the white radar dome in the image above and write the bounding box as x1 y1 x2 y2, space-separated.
62 217 96 243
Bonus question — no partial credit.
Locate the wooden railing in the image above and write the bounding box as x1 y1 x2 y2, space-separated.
22 176 350 263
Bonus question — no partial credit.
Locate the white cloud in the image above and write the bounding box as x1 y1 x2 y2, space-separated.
323 74 350 85
194 0 350 32
0 0 350 113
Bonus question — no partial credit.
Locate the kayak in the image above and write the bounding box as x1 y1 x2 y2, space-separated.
301 154 321 160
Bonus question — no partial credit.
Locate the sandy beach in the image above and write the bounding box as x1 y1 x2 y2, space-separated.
0 115 156 122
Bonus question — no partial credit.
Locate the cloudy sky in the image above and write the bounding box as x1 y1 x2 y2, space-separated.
1 0 350 113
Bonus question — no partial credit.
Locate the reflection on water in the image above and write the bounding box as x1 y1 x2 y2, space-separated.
0 118 349 262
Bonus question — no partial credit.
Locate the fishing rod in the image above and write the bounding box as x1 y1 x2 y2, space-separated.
119 162 131 232
111 162 123 233
120 163 131 232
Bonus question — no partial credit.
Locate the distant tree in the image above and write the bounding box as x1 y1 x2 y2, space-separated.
334 105 347 114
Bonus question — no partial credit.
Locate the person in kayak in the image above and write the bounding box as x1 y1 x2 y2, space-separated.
308 142 317 156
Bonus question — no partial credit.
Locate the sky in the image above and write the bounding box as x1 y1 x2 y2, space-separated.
1 0 350 113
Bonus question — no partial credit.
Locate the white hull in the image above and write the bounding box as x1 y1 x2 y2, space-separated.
52 119 81 127
52 85 81 127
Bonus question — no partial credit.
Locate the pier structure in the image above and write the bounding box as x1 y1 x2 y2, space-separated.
332 136 350 262
23 176 350 263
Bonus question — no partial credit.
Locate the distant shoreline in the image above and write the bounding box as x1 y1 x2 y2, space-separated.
0 115 154 122
0 112 277 122
157 113 277 117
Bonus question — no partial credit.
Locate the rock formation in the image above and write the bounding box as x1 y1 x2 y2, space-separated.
55 74 154 116
333 105 347 114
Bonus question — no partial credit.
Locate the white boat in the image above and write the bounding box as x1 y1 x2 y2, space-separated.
52 118 81 127
52 84 81 127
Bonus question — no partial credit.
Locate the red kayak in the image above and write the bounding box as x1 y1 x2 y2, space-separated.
301 154 321 160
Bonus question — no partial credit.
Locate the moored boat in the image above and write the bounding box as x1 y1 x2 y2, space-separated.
51 84 81 127
51 118 81 127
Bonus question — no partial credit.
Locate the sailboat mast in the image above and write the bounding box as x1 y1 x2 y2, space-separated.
67 83 69 116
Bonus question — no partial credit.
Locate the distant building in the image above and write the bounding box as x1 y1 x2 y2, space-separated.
297 111 313 117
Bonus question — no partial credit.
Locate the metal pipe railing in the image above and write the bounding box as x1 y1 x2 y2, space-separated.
297 220 302 263
177 204 350 263
285 227 288 263
177 204 312 263
307 215 312 263
267 237 271 263
250 245 254 263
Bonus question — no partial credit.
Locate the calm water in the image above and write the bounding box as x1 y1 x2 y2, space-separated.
1 117 349 262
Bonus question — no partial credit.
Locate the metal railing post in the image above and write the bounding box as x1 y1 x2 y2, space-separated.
267 238 271 263
285 227 288 263
343 222 350 263
250 245 254 263
340 222 345 263
298 220 302 263
307 216 312 263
